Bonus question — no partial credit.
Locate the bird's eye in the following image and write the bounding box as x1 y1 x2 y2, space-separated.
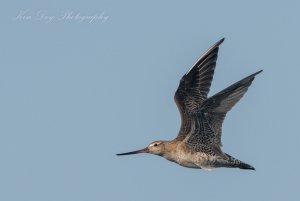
154 144 158 147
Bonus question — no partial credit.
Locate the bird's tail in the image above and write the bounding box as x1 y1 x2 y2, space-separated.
238 161 255 170
225 153 255 170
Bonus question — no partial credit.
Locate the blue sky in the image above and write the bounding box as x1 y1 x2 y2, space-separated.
0 0 299 201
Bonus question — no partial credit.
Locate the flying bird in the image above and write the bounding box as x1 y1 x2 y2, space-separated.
117 38 262 170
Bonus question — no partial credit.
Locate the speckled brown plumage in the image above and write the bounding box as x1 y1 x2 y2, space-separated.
117 38 261 171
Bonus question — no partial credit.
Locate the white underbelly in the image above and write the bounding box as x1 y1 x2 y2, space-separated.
178 160 200 169
173 151 216 170
177 151 209 169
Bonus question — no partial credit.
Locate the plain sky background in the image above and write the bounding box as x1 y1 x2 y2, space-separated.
1 0 299 201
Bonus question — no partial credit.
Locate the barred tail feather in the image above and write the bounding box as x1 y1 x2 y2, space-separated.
225 153 255 170
238 162 255 170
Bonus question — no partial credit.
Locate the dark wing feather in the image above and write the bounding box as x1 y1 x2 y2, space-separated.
185 70 263 148
175 38 224 139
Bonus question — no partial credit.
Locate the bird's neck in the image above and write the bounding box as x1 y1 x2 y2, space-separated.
161 140 180 161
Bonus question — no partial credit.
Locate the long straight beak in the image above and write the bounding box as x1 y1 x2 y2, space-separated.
116 147 148 156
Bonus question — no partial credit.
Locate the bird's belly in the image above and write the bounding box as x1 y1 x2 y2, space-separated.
176 152 216 170
178 160 199 169
175 151 210 169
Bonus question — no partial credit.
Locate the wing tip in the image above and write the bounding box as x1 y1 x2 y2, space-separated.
251 69 263 77
217 37 225 46
185 38 225 75
241 69 263 85
211 37 225 49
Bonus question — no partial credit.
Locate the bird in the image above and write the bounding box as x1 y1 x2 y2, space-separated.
117 38 262 171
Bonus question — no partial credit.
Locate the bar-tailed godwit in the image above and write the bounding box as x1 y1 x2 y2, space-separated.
117 38 261 170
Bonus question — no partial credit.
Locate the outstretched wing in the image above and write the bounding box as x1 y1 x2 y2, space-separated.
185 70 263 149
175 38 225 139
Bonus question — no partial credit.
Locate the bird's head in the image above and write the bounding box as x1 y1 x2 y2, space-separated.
116 141 166 156
147 141 165 155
